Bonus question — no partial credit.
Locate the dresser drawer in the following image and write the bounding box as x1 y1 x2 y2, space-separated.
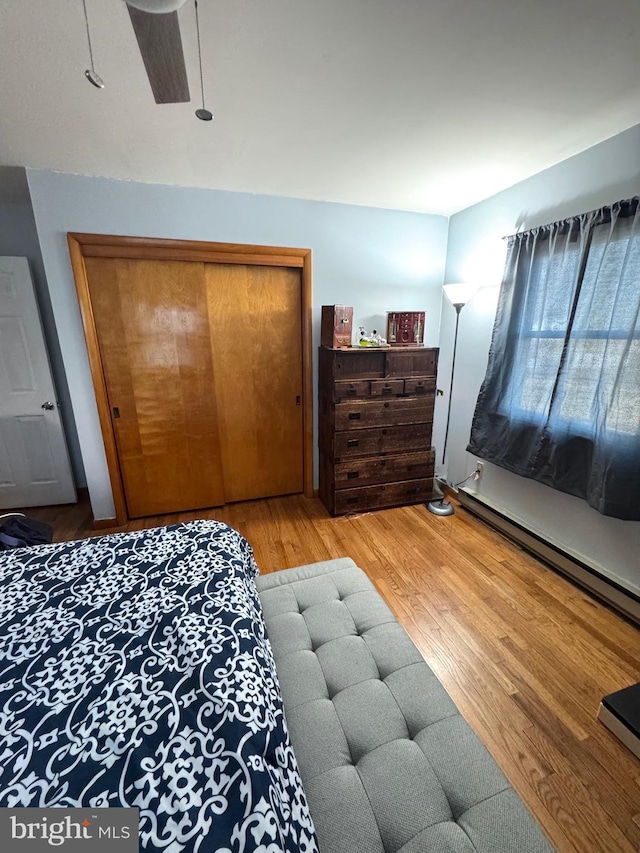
334 451 435 489
333 425 430 459
370 379 404 397
404 377 436 395
334 478 434 514
385 348 438 377
333 349 385 380
334 377 406 401
335 397 433 430
333 380 371 401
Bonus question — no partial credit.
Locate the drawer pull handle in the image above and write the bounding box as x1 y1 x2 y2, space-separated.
381 429 387 435
349 412 361 420
384 402 390 408
347 471 359 479
382 387 393 395
347 439 359 447
380 460 386 466
347 389 357 396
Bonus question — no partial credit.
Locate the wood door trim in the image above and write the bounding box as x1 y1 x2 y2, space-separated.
81 246 305 266
68 236 129 524
68 234 314 525
301 254 313 494
70 233 308 260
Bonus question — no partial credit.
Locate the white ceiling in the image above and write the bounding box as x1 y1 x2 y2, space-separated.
1 0 640 215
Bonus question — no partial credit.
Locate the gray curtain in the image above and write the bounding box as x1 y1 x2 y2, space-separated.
468 197 640 520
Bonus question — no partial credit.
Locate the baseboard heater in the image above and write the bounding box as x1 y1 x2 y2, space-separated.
457 489 640 626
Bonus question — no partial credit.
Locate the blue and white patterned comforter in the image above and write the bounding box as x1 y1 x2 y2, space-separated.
0 521 318 853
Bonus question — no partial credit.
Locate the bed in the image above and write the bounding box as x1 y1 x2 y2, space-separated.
0 521 318 853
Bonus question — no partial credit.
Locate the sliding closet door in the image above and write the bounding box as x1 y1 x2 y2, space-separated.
84 258 226 518
206 264 303 502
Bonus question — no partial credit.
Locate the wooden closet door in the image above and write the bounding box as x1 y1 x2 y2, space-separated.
84 258 226 518
205 264 304 502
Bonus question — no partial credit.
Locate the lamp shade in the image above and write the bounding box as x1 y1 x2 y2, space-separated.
443 283 478 307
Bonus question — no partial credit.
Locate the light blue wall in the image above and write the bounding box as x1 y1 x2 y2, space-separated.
26 169 448 520
0 171 84 485
443 124 640 595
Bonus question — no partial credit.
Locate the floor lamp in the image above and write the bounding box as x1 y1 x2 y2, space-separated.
428 283 478 517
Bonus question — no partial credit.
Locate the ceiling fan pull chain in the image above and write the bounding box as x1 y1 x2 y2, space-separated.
82 0 104 88
195 0 213 120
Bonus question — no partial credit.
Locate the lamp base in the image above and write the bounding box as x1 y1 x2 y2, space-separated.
427 499 455 517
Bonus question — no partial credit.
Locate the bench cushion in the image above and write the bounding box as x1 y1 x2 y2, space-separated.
256 558 553 853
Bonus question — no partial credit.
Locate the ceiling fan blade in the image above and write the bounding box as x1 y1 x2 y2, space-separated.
127 6 190 104
127 0 187 11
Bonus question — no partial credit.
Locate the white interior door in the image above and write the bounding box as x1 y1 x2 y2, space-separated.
0 257 76 508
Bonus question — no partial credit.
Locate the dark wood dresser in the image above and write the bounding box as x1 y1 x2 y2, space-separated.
319 346 438 516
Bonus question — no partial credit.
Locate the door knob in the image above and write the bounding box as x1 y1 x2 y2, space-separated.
41 401 55 411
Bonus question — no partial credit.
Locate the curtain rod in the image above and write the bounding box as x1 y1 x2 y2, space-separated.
501 195 640 241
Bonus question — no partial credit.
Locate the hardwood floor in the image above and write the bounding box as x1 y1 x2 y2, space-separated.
19 493 640 852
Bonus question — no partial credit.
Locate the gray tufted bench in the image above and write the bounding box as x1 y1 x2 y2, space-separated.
256 557 553 853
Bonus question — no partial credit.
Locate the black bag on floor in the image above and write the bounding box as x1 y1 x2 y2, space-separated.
0 515 54 550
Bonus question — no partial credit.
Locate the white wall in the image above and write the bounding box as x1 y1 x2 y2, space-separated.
26 169 448 520
443 124 640 595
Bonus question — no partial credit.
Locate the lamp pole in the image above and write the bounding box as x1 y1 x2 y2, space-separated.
427 284 477 515
428 291 471 517
441 302 463 466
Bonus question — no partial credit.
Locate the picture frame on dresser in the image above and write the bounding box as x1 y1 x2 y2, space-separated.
318 345 438 515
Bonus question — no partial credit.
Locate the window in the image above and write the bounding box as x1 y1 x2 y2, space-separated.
468 198 640 520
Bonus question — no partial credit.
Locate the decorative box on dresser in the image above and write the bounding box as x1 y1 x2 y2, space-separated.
319 346 438 516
